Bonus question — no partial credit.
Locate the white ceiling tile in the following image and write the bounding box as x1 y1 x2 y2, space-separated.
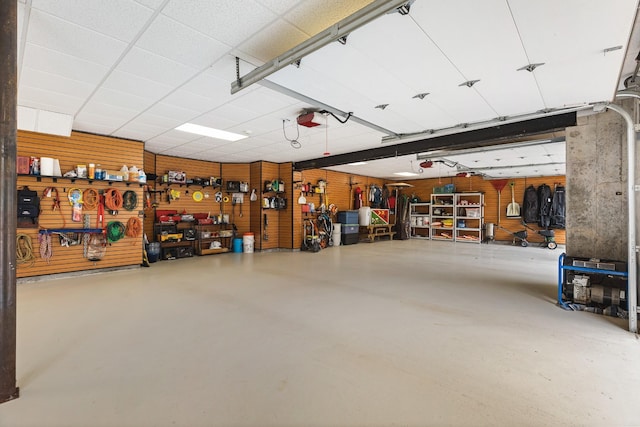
89 87 156 112
22 43 109 85
30 0 154 42
134 0 165 9
161 90 226 114
145 102 200 122
18 85 84 114
135 15 231 69
113 121 167 140
127 113 184 130
161 0 276 46
282 0 374 36
110 128 153 142
146 130 201 145
235 19 309 63
20 66 96 101
117 47 199 87
101 70 173 100
27 9 127 67
77 103 139 124
73 120 120 136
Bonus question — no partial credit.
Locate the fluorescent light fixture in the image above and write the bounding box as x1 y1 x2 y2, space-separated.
347 161 367 166
393 171 419 177
175 123 248 141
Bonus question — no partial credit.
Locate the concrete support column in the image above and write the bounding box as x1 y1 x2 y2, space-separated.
566 103 630 261
0 0 20 404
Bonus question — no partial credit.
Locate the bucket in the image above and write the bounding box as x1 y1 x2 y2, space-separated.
232 238 243 253
147 242 160 263
242 232 255 253
358 207 371 226
332 228 341 246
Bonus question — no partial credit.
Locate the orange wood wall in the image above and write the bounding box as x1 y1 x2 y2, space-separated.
16 130 145 278
395 174 566 244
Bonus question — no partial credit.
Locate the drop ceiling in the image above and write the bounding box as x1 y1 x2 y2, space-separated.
15 0 640 179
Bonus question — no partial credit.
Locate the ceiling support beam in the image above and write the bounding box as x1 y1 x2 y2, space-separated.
294 112 577 170
231 0 409 94
0 0 20 405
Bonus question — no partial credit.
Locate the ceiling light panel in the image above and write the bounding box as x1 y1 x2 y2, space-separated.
135 15 230 70
30 0 154 42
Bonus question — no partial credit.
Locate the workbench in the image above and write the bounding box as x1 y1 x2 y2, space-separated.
359 224 396 242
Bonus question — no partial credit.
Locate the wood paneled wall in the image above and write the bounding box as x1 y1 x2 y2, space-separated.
147 154 223 240
16 130 145 278
400 174 566 244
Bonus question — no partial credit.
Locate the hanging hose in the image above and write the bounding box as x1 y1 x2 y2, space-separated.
106 221 126 242
125 217 142 238
104 188 123 212
83 188 99 211
17 233 36 266
122 190 138 211
38 233 53 264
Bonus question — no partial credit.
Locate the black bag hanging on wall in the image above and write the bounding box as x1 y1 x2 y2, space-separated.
522 185 539 223
17 186 40 226
550 185 566 229
537 184 552 228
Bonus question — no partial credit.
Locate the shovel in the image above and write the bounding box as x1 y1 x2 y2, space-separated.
506 181 521 218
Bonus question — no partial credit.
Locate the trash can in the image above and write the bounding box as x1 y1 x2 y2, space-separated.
232 238 243 253
147 242 160 263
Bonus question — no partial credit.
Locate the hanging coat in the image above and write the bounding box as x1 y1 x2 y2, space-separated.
537 184 552 228
550 185 566 229
522 185 539 223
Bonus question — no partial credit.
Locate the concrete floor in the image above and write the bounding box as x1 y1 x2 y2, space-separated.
1 240 638 426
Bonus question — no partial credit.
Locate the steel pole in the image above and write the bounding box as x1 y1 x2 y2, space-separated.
0 0 20 403
606 101 638 333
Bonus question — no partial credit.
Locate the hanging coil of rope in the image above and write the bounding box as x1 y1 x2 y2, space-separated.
104 188 123 212
17 233 36 266
122 190 138 211
83 188 100 211
38 232 53 264
106 220 126 242
125 217 143 238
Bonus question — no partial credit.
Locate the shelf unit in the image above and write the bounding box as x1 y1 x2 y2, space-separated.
409 202 431 239
195 223 232 255
430 194 455 241
430 193 484 243
454 192 484 244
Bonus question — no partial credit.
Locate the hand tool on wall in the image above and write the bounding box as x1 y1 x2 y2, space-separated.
263 213 269 241
506 181 521 218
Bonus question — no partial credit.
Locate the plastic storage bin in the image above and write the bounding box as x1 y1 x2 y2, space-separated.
342 224 359 234
338 210 359 224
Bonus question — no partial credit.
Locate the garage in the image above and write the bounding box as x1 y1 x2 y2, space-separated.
2 1 640 425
